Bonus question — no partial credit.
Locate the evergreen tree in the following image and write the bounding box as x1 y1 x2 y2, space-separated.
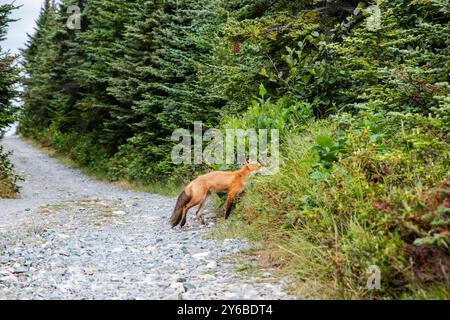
329 0 450 115
0 2 20 198
132 0 223 136
0 2 19 135
107 0 226 180
105 0 153 145
72 0 139 150
20 0 58 134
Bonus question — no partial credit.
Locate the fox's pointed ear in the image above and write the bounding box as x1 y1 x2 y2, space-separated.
244 158 249 165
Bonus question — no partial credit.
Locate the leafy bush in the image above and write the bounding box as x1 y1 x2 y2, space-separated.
311 134 347 172
108 134 177 182
0 145 20 198
223 84 313 134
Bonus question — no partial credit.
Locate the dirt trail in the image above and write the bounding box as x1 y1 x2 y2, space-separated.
0 135 292 300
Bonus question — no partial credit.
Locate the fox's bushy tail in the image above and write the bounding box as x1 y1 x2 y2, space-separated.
170 190 191 227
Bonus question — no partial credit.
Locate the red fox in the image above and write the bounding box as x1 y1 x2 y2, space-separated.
170 162 262 228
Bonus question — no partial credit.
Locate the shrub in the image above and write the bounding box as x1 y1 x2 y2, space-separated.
0 145 20 198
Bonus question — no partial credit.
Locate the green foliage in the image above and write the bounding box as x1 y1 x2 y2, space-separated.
312 135 347 171
328 0 450 115
224 85 313 133
20 0 450 179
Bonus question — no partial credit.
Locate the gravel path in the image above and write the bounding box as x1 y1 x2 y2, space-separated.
0 135 292 300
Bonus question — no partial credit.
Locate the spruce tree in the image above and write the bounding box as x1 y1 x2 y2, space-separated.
72 0 139 150
330 0 450 114
0 2 19 134
0 2 20 197
106 0 226 179
132 0 223 135
20 0 58 135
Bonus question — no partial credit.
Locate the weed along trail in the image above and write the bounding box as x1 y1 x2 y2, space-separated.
0 135 292 299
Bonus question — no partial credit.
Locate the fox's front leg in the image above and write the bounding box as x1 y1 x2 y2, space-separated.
180 206 188 228
225 185 246 219
225 192 238 219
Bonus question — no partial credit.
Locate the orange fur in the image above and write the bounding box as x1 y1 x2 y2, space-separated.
170 163 262 228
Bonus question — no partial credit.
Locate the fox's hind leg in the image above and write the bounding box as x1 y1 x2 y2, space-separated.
180 188 206 228
195 191 210 225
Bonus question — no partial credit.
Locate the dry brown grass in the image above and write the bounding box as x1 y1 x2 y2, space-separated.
0 176 18 198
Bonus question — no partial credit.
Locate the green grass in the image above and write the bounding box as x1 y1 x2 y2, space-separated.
401 285 450 300
112 179 181 197
212 121 342 298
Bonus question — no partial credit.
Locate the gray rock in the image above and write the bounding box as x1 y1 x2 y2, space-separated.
13 267 28 274
83 268 97 276
170 282 186 293
205 261 217 269
163 292 184 300
183 283 196 292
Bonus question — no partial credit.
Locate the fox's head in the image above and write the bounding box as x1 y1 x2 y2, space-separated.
244 161 263 173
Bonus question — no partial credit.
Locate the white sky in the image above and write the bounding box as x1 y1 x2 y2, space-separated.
1 0 44 54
